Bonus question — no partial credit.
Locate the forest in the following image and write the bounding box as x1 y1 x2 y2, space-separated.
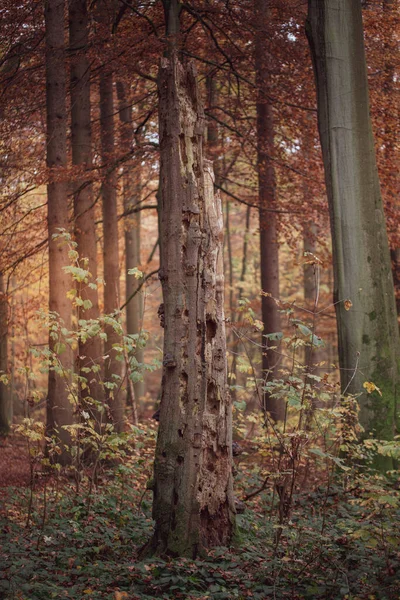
0 0 400 598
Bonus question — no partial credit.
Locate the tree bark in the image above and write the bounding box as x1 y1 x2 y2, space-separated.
255 0 283 421
100 65 124 432
303 223 322 375
229 206 251 401
149 56 235 557
0 274 11 436
117 81 145 407
69 0 105 419
307 0 400 441
45 0 73 462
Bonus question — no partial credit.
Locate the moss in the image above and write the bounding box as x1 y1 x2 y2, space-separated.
359 365 399 472
365 372 396 438
368 310 377 321
362 334 370 345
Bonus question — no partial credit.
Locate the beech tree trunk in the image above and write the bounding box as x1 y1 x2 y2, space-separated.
255 0 283 421
100 66 124 432
307 0 400 440
150 57 235 557
45 0 73 462
117 81 145 406
0 274 11 436
69 0 105 418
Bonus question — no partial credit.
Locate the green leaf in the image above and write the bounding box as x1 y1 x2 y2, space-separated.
298 323 312 337
234 400 246 411
311 333 324 347
128 267 143 279
263 332 283 341
54 342 66 355
82 299 92 310
308 447 328 459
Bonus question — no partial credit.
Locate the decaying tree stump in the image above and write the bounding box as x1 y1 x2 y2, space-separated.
149 56 235 557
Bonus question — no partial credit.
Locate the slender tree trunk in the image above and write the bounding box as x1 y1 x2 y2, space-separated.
303 231 317 312
303 225 323 429
99 65 124 432
10 278 18 417
255 0 282 421
225 202 234 326
69 0 105 419
117 81 145 406
229 206 251 400
149 56 235 557
224 200 235 393
303 225 322 371
0 274 10 436
307 0 400 441
45 0 73 462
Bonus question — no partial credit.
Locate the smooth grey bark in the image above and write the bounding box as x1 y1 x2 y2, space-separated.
117 81 145 407
0 274 11 436
307 0 400 440
149 57 235 557
100 65 124 432
45 0 74 462
255 0 283 421
69 0 105 417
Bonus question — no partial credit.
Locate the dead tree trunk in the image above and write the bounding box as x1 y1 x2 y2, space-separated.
150 56 235 557
45 0 74 462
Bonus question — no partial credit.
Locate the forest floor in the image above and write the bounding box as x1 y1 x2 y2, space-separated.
0 436 31 488
1 426 400 600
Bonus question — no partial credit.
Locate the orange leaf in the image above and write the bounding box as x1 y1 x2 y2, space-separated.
344 299 352 311
363 381 382 396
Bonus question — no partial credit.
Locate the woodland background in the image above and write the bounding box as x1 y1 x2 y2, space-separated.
0 0 400 599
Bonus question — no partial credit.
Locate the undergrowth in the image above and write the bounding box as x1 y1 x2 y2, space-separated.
1 422 399 600
1 253 400 599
